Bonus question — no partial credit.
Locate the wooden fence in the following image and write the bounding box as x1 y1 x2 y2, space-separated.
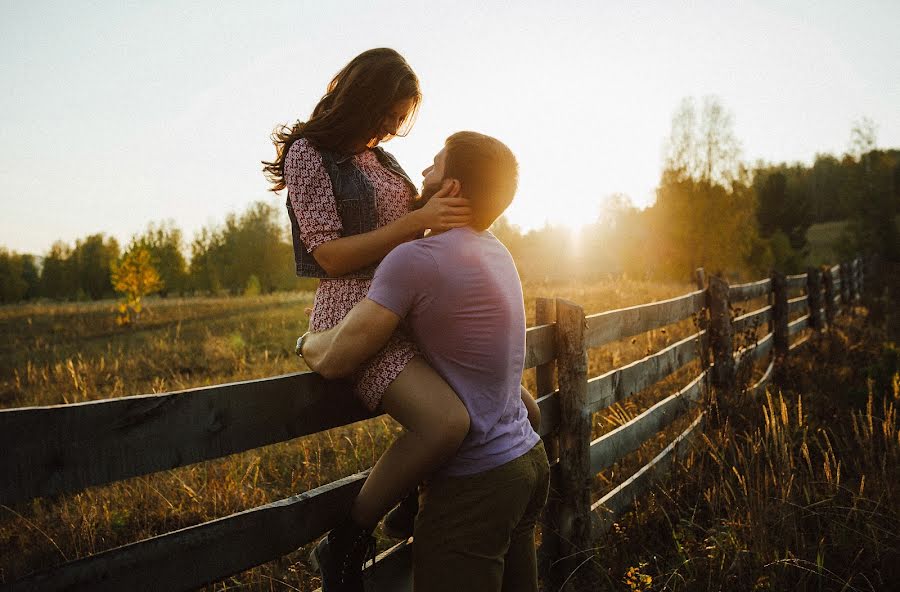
0 257 864 591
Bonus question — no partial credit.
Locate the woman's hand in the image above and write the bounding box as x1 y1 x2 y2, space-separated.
414 179 472 232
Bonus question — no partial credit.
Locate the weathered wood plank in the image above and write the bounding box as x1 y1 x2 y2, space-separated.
807 267 823 330
694 268 710 368
8 472 366 592
823 264 837 327
534 297 560 583
709 276 736 391
524 323 556 369
787 295 808 316
732 305 772 335
536 391 560 439
2 318 557 505
789 333 812 351
747 360 775 398
586 331 705 414
583 290 705 350
589 371 708 475
553 299 593 586
772 271 789 389
729 278 771 302
785 273 808 291
788 314 810 337
734 331 774 367
0 373 371 504
591 413 704 536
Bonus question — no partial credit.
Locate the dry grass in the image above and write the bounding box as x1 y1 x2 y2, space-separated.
3 282 892 591
1 279 695 589
580 312 900 591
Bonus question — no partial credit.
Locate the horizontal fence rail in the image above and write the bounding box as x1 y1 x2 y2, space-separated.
584 290 705 350
0 374 370 505
7 473 367 592
733 304 772 334
729 278 771 301
785 273 808 290
591 412 705 536
3 257 862 591
589 370 709 475
586 331 705 413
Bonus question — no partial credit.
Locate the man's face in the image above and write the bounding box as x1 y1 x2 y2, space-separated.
420 147 447 201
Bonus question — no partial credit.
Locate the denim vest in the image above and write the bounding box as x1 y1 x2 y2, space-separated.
286 144 418 279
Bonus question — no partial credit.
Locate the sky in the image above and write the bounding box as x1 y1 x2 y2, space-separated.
1 0 898 255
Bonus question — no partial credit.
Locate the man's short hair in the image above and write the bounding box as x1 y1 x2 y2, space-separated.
444 132 518 231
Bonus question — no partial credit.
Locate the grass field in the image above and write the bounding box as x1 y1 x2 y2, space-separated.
805 215 900 267
1 280 897 590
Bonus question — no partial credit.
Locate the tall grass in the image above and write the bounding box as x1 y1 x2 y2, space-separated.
1 279 697 590
5 284 889 590
588 313 900 591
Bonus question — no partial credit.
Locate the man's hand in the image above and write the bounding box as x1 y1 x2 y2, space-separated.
300 298 401 379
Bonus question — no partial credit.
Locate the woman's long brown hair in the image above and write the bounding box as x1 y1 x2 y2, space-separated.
262 48 421 192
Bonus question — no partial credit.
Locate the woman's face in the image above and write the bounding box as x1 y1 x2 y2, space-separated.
370 97 416 146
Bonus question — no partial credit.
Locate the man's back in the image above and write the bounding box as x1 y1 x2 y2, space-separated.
368 227 539 476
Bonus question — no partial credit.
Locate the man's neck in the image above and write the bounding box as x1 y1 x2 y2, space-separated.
425 225 478 238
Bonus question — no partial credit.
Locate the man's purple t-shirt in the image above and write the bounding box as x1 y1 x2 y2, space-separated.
368 227 540 477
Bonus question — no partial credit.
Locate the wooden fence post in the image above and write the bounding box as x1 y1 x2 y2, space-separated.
535 297 562 582
707 275 735 393
806 267 823 331
772 271 789 386
839 261 851 311
553 299 592 589
823 266 836 328
694 268 709 367
857 257 865 300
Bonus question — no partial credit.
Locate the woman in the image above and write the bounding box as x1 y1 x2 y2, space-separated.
262 48 470 590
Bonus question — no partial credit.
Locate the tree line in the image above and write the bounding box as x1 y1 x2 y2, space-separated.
1 100 897 304
494 103 898 282
0 201 313 304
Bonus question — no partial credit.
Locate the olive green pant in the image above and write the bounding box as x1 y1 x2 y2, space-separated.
413 441 550 592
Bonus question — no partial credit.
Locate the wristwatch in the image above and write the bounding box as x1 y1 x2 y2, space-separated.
295 331 310 358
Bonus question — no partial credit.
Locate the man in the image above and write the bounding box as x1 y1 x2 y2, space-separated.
300 131 549 592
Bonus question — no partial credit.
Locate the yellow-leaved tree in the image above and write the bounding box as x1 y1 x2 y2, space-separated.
111 246 163 325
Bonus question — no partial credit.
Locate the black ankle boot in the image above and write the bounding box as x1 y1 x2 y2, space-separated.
309 520 376 592
382 490 419 540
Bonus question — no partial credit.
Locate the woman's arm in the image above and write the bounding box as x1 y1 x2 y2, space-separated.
286 140 472 278
312 180 470 277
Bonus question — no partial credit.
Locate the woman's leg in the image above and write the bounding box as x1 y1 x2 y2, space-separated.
350 356 469 529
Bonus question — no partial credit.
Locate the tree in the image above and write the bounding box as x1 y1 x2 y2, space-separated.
663 96 744 190
652 96 767 279
848 117 877 159
39 241 76 299
71 234 120 300
189 200 296 294
754 168 812 252
111 245 163 325
0 249 28 303
134 221 188 296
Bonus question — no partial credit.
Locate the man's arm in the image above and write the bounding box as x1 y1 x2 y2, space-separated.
301 299 401 379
